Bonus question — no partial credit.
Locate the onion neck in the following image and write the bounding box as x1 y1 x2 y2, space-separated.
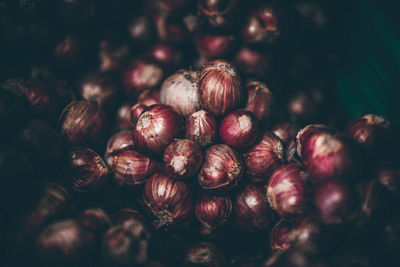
155 210 173 229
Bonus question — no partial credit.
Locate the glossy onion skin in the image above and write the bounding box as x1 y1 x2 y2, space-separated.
59 100 108 145
272 122 298 144
195 193 232 229
137 90 160 106
270 217 325 252
244 81 275 123
198 60 242 116
130 103 146 125
69 147 109 193
132 90 161 125
234 183 273 231
133 104 184 156
346 114 393 159
296 124 335 158
243 131 284 183
185 110 218 148
160 70 201 117
105 130 135 156
314 179 357 224
300 132 358 183
198 144 244 193
142 172 193 227
163 139 203 180
219 110 259 149
267 164 310 217
106 149 161 186
269 219 293 251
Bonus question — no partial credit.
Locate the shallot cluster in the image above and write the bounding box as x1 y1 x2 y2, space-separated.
1 1 399 267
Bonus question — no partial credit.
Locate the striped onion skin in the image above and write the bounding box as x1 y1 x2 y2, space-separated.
267 164 311 217
198 60 242 116
195 193 232 229
143 172 193 228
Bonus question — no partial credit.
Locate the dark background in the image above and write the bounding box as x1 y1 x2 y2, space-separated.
2 0 399 131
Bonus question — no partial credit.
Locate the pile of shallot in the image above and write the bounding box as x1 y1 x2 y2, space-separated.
1 1 399 267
